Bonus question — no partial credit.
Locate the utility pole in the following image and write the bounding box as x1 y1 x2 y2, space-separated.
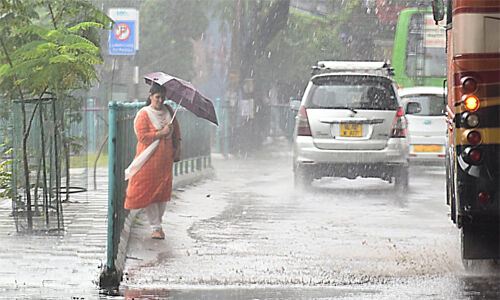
225 0 243 153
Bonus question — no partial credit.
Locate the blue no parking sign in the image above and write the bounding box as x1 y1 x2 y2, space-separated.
109 20 136 55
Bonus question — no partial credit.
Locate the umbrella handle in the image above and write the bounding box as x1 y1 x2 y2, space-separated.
169 98 183 124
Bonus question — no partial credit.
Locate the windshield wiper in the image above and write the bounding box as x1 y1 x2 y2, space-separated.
330 106 358 114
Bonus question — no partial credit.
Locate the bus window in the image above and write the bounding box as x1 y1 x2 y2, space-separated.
405 13 446 78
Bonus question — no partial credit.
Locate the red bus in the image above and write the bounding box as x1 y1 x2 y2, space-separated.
432 0 500 263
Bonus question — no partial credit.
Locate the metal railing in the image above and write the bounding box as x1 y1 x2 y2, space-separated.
100 101 213 289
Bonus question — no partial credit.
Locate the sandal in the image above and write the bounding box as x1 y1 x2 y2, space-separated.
151 228 165 240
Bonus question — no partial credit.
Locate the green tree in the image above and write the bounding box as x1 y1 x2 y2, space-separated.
255 0 365 99
244 0 369 150
0 0 112 231
256 9 345 99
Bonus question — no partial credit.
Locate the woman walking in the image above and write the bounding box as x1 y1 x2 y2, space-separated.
124 83 181 239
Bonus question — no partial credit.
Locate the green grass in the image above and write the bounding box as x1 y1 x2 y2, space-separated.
70 153 108 168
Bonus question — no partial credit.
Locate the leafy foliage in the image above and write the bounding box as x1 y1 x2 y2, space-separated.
254 0 368 99
255 9 346 99
0 0 112 131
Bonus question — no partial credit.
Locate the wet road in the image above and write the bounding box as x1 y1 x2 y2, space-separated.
122 142 499 299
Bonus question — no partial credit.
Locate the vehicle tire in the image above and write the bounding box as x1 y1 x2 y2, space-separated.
394 166 409 190
294 166 312 189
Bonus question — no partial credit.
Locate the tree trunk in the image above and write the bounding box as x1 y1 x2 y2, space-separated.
20 101 32 232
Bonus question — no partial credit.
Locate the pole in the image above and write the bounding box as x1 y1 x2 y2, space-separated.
106 101 117 270
223 101 229 156
215 97 221 153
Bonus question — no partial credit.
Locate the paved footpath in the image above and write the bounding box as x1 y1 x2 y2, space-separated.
0 168 109 299
0 159 213 299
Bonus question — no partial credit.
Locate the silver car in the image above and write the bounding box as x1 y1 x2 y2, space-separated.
293 69 410 188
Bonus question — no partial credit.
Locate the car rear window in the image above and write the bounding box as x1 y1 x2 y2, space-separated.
401 94 444 116
305 76 398 110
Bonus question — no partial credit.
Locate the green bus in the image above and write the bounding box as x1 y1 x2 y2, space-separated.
391 8 446 88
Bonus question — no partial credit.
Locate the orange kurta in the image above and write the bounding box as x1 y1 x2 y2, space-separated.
124 107 180 210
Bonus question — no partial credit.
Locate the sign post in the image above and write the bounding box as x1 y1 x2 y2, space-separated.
108 8 140 99
108 8 139 55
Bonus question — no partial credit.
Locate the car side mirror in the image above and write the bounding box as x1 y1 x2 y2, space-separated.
406 102 421 114
290 99 301 111
431 0 445 24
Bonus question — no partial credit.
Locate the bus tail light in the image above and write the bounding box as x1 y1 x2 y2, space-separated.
463 113 479 128
464 147 482 163
297 106 312 136
461 77 477 94
467 131 481 145
478 192 490 204
464 95 479 112
391 107 407 138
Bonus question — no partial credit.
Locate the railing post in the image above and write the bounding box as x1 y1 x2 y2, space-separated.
99 101 121 290
106 101 117 271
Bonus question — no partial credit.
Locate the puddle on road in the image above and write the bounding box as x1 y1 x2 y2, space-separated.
116 286 380 299
113 273 500 300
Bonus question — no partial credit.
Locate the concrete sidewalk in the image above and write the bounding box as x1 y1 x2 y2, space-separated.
0 164 213 299
0 168 109 299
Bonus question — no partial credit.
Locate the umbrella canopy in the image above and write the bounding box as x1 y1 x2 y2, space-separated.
144 72 218 126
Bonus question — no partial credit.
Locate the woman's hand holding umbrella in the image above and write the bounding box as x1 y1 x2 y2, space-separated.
155 123 173 140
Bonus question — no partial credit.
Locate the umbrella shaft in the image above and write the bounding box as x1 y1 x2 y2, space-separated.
169 98 183 124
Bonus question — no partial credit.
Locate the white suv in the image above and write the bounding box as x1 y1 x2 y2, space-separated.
293 61 410 188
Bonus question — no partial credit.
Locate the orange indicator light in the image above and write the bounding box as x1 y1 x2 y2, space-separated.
464 95 479 112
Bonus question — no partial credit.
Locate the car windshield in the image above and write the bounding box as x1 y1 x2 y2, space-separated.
306 76 398 110
401 94 444 116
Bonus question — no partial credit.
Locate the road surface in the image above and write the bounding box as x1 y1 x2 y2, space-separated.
121 140 499 299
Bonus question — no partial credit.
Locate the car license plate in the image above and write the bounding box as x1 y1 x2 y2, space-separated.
413 145 443 152
340 123 362 137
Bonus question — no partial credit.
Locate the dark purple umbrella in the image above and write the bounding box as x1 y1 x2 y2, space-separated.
144 72 218 126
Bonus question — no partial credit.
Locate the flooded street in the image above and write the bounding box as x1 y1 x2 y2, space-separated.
121 141 499 299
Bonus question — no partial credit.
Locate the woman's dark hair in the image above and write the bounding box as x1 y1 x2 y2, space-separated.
145 83 166 106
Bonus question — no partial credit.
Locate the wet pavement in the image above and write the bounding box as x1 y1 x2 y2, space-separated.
122 138 499 299
1 139 498 299
0 168 108 299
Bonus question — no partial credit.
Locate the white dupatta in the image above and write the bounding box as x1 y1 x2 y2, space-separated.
124 105 172 181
